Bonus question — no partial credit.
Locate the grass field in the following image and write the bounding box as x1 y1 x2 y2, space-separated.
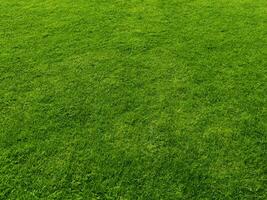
0 0 266 199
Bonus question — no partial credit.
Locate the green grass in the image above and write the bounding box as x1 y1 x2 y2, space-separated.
0 0 266 199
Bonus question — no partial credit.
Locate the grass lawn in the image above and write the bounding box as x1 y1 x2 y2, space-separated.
0 0 266 199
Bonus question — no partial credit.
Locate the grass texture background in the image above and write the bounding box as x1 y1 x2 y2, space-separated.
0 0 266 199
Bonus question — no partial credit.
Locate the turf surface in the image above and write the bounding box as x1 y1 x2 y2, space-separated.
0 0 266 199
